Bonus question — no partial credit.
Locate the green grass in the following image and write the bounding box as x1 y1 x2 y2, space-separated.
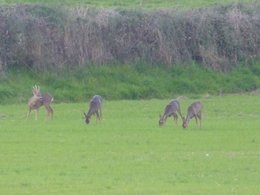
1 62 260 104
0 94 259 194
0 0 257 8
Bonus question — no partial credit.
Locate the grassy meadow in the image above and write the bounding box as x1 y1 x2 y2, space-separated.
0 0 259 194
1 62 260 104
0 94 259 194
0 0 256 8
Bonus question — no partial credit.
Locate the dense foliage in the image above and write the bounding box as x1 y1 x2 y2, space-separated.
0 3 259 73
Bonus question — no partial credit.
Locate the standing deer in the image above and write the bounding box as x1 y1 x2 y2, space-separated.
182 101 203 129
84 95 102 124
159 99 183 126
27 85 53 120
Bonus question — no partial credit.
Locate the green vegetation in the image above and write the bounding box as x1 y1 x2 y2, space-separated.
0 0 259 194
0 95 259 194
1 3 259 72
1 62 260 104
0 0 256 8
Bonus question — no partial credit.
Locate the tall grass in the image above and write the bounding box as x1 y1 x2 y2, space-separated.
1 62 259 104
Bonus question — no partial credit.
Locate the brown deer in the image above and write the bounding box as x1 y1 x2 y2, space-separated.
27 85 53 120
182 101 203 128
84 95 102 124
159 99 183 126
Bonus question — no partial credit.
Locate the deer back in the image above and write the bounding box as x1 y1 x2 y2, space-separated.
169 100 181 111
159 99 180 126
42 93 53 105
28 95 43 110
188 101 202 116
184 101 203 123
87 95 102 116
164 100 180 116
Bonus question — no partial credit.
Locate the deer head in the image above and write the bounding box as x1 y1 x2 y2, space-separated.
32 85 41 97
182 117 188 128
159 114 165 126
83 112 90 124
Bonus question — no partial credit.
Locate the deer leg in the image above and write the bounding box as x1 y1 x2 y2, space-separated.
99 108 102 120
177 110 183 121
49 106 53 119
45 105 53 119
194 115 199 127
35 109 39 120
197 112 202 128
95 111 100 123
172 112 178 125
27 109 31 119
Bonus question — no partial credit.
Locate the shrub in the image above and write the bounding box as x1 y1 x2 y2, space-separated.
0 3 259 72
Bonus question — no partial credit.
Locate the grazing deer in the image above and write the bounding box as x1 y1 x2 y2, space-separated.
159 99 183 126
182 101 203 129
84 95 102 124
27 85 54 120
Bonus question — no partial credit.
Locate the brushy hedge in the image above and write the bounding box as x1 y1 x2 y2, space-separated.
0 3 259 73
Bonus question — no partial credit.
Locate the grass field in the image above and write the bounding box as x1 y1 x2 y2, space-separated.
0 0 256 8
2 62 260 104
0 94 259 194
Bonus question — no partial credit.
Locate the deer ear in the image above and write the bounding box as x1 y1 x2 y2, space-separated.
83 112 87 117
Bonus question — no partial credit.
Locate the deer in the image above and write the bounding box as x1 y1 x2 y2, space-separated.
27 85 54 120
84 95 102 124
182 101 203 129
159 99 183 126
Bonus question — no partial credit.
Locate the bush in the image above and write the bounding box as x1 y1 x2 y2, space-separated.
0 3 259 72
